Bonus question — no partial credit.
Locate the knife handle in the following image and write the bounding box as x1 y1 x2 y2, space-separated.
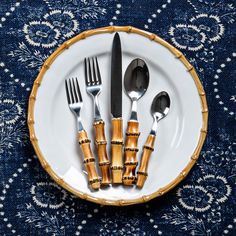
77 130 101 190
93 120 111 185
111 118 123 183
136 134 156 188
123 120 140 185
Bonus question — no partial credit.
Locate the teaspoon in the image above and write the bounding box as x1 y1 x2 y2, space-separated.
123 58 149 185
136 91 170 188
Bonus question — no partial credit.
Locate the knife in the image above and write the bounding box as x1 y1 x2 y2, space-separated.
111 33 123 184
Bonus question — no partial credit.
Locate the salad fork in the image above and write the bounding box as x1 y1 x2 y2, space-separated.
84 57 111 185
65 77 100 190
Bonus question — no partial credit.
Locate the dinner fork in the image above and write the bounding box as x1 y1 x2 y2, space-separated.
84 57 111 185
65 77 101 190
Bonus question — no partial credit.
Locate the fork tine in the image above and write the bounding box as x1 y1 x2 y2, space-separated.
84 58 89 86
75 77 83 102
95 57 102 85
68 78 75 103
72 78 78 103
92 57 98 85
88 57 94 85
65 80 71 104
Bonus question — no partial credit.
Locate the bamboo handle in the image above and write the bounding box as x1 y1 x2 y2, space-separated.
77 130 101 190
123 120 140 185
136 134 156 188
94 120 111 185
111 118 123 183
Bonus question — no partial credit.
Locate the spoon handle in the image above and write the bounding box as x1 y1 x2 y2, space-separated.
93 120 111 185
136 134 156 188
123 120 140 185
77 130 101 190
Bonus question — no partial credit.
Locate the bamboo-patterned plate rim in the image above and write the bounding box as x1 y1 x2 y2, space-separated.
27 25 208 206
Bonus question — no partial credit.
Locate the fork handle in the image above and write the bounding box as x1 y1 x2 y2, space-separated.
123 120 140 185
93 120 111 185
111 118 123 184
136 134 156 188
77 130 101 190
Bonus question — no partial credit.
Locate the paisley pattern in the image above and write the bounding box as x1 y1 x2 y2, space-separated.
0 0 235 235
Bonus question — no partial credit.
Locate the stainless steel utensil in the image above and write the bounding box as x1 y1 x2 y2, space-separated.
110 33 123 184
136 91 170 188
84 57 111 185
65 77 100 190
123 58 149 185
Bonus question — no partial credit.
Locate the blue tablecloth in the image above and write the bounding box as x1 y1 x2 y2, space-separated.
0 0 235 235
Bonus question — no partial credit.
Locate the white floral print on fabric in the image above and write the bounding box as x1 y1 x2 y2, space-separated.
30 182 68 209
196 46 214 62
99 213 146 236
162 206 208 235
17 203 65 235
197 175 232 203
0 95 27 155
0 122 27 154
23 21 60 48
43 0 107 19
202 144 236 167
44 10 79 38
0 99 22 126
169 24 206 51
190 14 224 42
8 42 49 69
177 185 213 212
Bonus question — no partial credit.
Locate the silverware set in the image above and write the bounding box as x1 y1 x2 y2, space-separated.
65 33 171 190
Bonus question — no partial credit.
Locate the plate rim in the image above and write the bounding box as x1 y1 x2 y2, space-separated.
28 25 208 206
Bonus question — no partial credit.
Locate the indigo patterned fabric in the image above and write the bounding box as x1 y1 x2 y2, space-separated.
0 0 235 235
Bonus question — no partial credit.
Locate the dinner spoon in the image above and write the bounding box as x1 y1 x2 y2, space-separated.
123 58 149 185
136 91 170 188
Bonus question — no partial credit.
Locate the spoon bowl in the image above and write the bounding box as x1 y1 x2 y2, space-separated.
124 58 149 101
150 91 170 135
151 91 170 121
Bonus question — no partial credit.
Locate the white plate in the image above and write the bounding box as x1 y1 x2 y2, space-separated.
28 26 208 206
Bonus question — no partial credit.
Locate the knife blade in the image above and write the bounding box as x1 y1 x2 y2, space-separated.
111 32 122 118
110 32 123 184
